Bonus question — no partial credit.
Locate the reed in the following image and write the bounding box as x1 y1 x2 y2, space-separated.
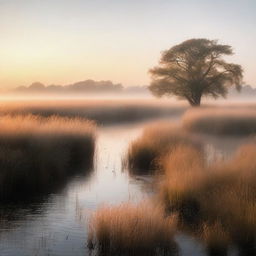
88 202 177 256
0 115 96 201
160 143 256 253
127 123 201 174
182 107 256 135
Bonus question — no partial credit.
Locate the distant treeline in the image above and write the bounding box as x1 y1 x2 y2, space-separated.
228 84 256 98
13 80 149 94
10 80 255 98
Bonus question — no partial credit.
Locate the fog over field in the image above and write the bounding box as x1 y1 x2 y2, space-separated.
1 0 256 255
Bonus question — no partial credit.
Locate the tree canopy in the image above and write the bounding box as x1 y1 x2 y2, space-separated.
149 39 243 106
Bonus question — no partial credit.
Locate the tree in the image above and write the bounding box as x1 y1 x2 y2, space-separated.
149 39 243 106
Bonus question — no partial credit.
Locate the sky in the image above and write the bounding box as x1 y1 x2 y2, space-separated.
0 0 255 89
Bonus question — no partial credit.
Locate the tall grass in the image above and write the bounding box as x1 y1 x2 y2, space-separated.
0 115 96 201
159 143 256 254
182 107 256 135
159 145 205 223
127 123 201 174
88 202 177 256
0 99 187 125
201 221 230 256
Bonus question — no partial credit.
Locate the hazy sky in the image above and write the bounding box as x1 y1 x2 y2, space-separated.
0 0 255 88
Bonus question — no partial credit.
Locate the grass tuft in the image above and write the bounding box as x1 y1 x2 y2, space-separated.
88 202 177 256
127 123 201 174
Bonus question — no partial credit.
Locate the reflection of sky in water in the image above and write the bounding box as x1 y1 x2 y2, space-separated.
0 121 153 256
81 125 146 207
0 117 248 256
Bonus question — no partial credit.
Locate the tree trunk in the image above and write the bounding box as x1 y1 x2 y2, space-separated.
187 94 201 106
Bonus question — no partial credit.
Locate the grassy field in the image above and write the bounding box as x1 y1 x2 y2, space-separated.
0 99 187 125
0 114 96 201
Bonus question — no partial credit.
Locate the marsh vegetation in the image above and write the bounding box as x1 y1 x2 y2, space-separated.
88 202 178 256
127 123 201 174
183 107 256 135
0 99 186 125
1 100 256 256
125 107 256 255
159 143 256 255
0 114 96 201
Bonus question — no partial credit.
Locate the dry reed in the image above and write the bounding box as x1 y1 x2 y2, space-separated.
88 202 177 256
127 123 201 174
0 114 96 200
182 108 256 135
159 143 256 253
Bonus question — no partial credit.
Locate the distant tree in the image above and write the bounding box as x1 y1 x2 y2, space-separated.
149 39 243 106
29 82 45 91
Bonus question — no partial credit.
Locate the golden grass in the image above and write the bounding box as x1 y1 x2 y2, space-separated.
159 145 205 217
159 143 256 253
0 99 187 125
201 221 230 256
182 107 256 135
127 123 201 174
88 202 177 255
0 115 96 201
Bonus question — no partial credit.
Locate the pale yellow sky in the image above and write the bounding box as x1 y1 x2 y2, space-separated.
0 0 255 89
